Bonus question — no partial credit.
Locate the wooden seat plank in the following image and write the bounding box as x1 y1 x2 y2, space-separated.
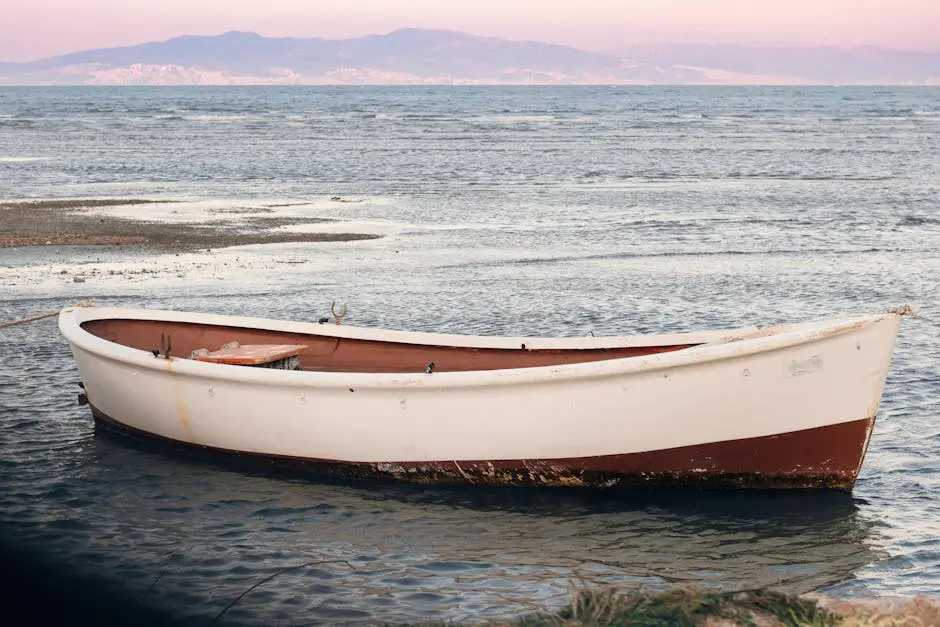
193 344 307 366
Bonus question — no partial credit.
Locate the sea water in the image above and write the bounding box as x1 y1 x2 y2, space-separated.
1 86 938 623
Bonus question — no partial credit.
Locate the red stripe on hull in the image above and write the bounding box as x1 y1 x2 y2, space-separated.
89 406 875 490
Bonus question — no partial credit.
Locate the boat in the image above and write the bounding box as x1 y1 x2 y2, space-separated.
58 305 908 490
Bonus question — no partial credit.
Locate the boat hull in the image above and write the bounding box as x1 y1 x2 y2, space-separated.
90 405 874 489
60 307 902 489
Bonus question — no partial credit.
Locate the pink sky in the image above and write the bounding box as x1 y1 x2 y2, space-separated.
3 0 939 62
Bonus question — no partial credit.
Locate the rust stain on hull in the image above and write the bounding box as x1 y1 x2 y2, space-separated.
88 406 875 490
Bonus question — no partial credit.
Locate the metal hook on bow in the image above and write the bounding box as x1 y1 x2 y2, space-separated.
331 301 348 325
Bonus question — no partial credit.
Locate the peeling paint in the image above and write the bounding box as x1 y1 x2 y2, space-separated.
345 461 858 490
789 354 823 377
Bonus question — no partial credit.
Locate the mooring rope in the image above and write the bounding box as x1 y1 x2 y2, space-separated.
917 313 940 326
0 302 97 329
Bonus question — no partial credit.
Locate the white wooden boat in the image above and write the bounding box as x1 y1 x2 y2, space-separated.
58 306 906 489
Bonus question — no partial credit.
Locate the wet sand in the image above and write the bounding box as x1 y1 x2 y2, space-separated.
0 199 381 251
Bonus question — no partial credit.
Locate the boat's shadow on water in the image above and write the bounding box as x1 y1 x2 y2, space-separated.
87 423 884 595
0 418 887 627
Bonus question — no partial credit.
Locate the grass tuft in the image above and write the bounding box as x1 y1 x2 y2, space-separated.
407 586 939 627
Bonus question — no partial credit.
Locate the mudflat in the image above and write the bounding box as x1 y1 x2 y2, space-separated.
0 199 380 250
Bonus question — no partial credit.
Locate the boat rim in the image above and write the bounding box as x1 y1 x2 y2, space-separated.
58 306 895 389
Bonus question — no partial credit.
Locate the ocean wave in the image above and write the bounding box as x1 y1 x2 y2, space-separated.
723 173 896 182
183 114 252 123
0 156 49 163
441 247 894 269
898 215 940 227
472 114 560 124
400 114 460 121
862 108 917 117
621 216 819 229
0 119 35 129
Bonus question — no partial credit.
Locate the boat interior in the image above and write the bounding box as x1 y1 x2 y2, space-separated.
81 319 700 373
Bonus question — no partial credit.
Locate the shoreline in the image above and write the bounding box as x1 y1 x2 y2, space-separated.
0 198 381 251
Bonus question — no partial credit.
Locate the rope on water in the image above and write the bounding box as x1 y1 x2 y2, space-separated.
917 313 940 326
213 559 355 622
0 302 97 329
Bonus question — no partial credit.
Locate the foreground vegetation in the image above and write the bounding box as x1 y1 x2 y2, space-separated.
440 586 940 627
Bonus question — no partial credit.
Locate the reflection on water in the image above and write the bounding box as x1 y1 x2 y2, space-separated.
2 425 883 624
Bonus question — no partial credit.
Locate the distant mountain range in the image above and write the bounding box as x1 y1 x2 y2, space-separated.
1 29 938 86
